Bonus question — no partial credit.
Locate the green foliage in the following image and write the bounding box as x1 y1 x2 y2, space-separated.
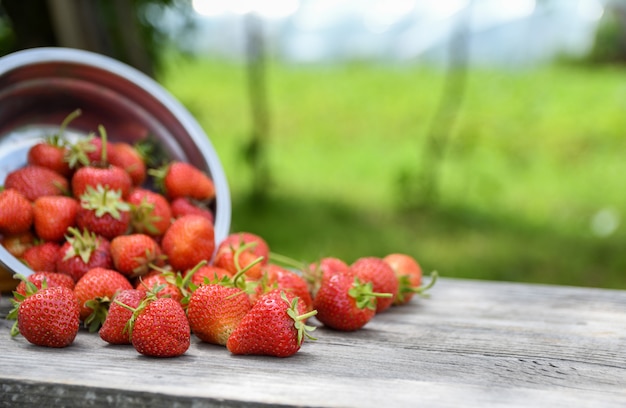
162 57 626 290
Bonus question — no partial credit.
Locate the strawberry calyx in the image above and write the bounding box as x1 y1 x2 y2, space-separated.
348 276 392 311
80 185 131 220
397 270 439 302
147 162 170 195
281 291 318 346
84 296 112 333
66 133 98 169
130 199 162 236
63 227 99 264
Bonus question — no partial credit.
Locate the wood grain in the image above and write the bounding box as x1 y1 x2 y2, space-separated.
1 278 625 407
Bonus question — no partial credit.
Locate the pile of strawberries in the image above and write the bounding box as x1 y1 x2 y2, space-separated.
1 110 436 358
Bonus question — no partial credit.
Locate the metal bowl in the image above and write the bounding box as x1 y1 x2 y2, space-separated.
0 47 231 291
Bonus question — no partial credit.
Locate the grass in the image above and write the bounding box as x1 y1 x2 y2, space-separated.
159 55 626 290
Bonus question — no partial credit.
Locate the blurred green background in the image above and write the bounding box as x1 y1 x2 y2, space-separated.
1 0 624 289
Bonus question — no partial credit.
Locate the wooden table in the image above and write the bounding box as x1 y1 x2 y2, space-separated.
1 277 625 407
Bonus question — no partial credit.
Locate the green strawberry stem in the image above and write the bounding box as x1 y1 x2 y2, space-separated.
98 124 108 165
404 271 439 299
281 291 318 345
268 251 307 272
59 109 81 137
232 241 261 272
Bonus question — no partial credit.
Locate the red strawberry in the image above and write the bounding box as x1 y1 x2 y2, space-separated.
161 215 215 271
99 289 145 345
56 228 113 282
110 233 163 278
129 296 191 357
0 231 35 258
20 242 61 272
70 125 132 199
76 185 131 240
28 140 72 177
26 110 80 177
12 285 80 347
135 269 183 303
127 188 172 237
73 267 132 327
226 289 317 357
186 265 233 287
0 189 33 234
383 253 438 305
32 195 79 242
151 161 215 201
313 268 389 331
213 232 269 280
170 197 214 223
187 283 252 346
71 165 132 200
255 264 314 312
4 165 69 201
306 256 350 297
108 142 147 186
350 257 398 313
14 271 75 297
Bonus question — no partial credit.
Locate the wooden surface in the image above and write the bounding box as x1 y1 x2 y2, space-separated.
1 277 625 408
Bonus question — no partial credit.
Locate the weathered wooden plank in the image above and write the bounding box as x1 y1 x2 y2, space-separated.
1 278 625 407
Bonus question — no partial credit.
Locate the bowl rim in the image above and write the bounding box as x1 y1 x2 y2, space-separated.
0 47 231 279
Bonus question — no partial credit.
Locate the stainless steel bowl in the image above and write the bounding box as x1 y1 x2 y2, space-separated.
0 47 231 288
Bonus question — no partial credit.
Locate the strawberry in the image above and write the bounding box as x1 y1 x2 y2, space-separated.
170 197 214 223
4 165 69 201
127 295 191 357
26 109 81 177
186 264 233 287
71 165 132 200
20 242 61 272
73 267 132 329
99 289 145 345
161 215 215 272
306 256 350 297
56 228 113 282
313 268 389 331
0 231 35 258
27 138 72 177
350 257 398 313
76 185 131 240
12 285 80 347
32 195 79 242
70 126 132 199
127 188 172 237
213 232 269 280
226 289 317 357
108 142 147 186
135 269 184 304
383 253 437 305
255 264 314 312
151 161 215 201
0 188 33 234
187 283 252 346
110 233 163 278
14 271 75 297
